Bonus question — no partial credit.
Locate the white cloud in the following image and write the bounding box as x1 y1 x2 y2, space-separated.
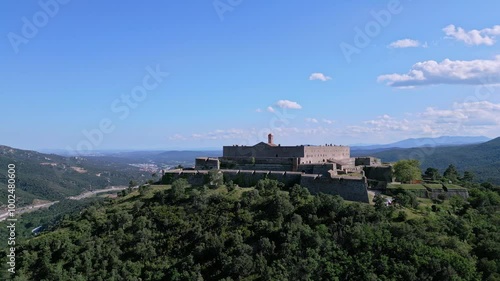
388 39 422 48
276 100 302 109
443 24 500 46
168 134 186 140
421 101 500 127
377 55 500 87
309 73 332 82
255 108 262 113
305 118 318 123
346 102 500 138
322 119 335 124
363 115 411 131
267 106 275 113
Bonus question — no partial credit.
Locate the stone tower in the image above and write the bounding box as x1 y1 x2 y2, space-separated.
268 133 274 145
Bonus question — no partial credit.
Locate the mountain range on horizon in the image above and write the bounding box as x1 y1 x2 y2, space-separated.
350 135 491 151
33 135 492 156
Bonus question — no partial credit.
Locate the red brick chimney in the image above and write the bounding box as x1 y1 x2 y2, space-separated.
268 133 274 145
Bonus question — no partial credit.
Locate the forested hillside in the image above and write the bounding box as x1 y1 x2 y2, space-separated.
369 137 500 184
5 179 499 280
0 145 145 206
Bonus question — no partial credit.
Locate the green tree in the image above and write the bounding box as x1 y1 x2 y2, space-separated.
449 195 466 213
256 179 282 196
393 160 422 183
373 194 386 210
289 184 310 206
207 169 223 187
424 167 440 181
171 178 189 200
443 164 460 183
462 171 475 182
128 180 137 188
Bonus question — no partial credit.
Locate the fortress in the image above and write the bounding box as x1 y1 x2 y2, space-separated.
162 134 394 203
162 133 470 203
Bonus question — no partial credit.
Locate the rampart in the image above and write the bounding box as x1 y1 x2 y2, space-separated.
195 157 220 170
300 174 370 203
355 157 382 166
363 166 393 182
297 163 337 176
161 169 369 202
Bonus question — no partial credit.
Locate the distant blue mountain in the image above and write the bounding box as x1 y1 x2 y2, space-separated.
351 136 491 152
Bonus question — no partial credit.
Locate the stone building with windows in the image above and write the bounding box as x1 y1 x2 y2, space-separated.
219 134 353 171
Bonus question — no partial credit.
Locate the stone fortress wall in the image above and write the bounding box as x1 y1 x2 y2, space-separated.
195 157 220 170
300 174 370 202
223 144 305 158
301 145 350 164
218 156 298 171
162 169 370 203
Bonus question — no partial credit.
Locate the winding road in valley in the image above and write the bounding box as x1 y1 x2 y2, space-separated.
0 185 130 222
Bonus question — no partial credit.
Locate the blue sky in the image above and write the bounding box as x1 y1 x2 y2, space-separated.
1 0 500 152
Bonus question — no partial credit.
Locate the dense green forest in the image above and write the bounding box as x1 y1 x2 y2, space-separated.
368 137 500 184
0 145 146 206
3 178 499 280
0 198 105 244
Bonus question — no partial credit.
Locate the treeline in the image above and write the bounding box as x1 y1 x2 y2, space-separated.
393 159 495 188
4 179 500 280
